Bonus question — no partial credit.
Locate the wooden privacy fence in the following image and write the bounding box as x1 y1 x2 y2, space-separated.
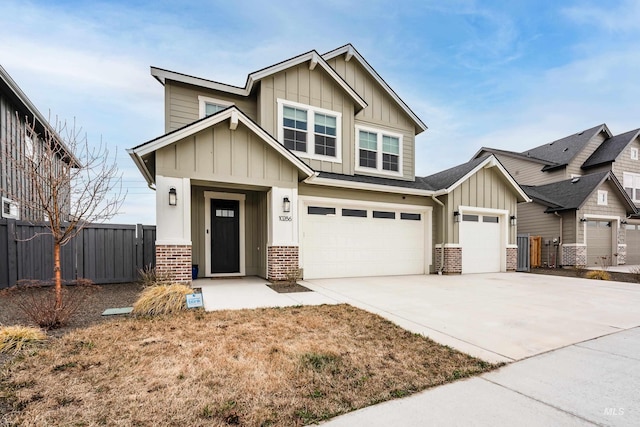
0 219 156 289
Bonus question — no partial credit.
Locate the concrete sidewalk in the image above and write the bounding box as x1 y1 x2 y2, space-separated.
320 327 640 426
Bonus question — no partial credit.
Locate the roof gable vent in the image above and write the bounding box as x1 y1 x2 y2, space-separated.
571 177 580 183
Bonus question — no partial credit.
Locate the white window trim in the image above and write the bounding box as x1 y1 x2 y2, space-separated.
597 190 608 206
623 171 640 202
354 124 403 177
276 98 342 163
631 147 638 161
1 197 20 220
25 135 34 160
198 96 234 118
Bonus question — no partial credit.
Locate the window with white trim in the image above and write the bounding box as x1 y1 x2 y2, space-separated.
597 190 608 206
277 99 342 162
1 197 19 219
623 172 640 202
631 147 639 161
355 125 403 176
198 96 233 118
25 135 34 160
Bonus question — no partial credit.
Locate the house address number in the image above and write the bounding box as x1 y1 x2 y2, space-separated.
279 216 292 221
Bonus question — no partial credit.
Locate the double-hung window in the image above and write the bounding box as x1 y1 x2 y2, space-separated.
355 125 403 176
198 96 233 118
623 172 640 202
277 99 341 162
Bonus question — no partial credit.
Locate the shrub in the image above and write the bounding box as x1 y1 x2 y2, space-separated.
585 270 611 281
137 264 173 287
0 325 46 354
132 283 193 316
0 279 99 330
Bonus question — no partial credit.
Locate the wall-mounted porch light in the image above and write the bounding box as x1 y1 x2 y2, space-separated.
283 196 291 213
580 217 587 222
621 219 628 225
453 211 460 223
168 187 177 206
510 215 517 227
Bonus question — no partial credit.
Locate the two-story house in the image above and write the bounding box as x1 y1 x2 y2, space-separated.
129 44 528 282
0 64 78 222
474 124 640 267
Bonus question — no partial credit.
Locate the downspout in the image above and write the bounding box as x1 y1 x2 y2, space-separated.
431 195 446 274
554 212 562 265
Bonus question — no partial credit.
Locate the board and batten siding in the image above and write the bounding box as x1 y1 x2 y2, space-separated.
517 201 561 264
165 81 258 133
327 56 416 180
566 132 608 178
156 120 298 189
446 166 519 245
576 180 629 244
258 63 356 176
191 186 267 278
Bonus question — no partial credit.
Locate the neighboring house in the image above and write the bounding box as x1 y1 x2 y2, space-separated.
129 44 528 282
0 64 77 222
473 124 640 267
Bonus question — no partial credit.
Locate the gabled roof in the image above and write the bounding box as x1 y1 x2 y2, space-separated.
127 106 315 186
523 124 611 171
151 49 367 111
472 147 550 165
521 171 636 213
582 128 640 169
322 44 427 134
421 155 530 201
0 64 80 167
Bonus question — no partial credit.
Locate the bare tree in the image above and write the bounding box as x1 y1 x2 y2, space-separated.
3 114 125 316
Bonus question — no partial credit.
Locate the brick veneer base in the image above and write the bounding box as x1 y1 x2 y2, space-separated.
267 246 299 281
506 247 517 271
156 244 192 284
434 246 462 274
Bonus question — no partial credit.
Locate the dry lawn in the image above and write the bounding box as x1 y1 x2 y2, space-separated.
1 304 496 426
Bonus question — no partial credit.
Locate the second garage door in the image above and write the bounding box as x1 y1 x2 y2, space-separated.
586 220 612 267
459 213 502 273
626 224 640 265
301 201 429 279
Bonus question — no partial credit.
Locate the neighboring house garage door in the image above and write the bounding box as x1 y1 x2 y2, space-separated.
625 224 640 265
586 220 612 267
459 213 502 273
301 201 429 279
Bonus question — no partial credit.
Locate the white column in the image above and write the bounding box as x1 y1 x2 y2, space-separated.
155 175 191 245
267 186 298 247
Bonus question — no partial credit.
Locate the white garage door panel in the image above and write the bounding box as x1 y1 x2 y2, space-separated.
302 206 425 279
460 217 501 274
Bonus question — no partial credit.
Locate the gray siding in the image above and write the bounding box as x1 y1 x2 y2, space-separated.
492 154 565 185
258 63 356 176
566 132 607 177
577 180 629 243
156 120 298 189
517 202 561 264
327 56 416 180
611 136 640 207
165 81 258 132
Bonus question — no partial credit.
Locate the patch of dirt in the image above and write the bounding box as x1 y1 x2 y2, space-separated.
266 282 312 293
528 267 640 283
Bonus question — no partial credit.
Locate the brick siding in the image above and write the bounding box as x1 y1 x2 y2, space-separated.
267 246 299 281
434 246 462 274
156 244 192 284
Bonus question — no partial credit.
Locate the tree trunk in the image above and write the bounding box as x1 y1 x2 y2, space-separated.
53 240 62 310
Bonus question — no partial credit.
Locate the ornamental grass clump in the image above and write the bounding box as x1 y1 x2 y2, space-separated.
585 270 611 281
131 283 193 316
0 325 46 354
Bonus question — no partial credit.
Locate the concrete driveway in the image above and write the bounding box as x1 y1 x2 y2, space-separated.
303 272 640 363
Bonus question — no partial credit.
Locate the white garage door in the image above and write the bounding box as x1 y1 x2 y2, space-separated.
301 202 428 279
460 213 502 273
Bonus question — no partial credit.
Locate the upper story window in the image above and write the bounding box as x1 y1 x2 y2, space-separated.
597 190 608 206
25 135 34 160
1 197 19 220
355 125 403 176
623 172 640 202
631 147 639 161
277 99 342 162
198 96 233 118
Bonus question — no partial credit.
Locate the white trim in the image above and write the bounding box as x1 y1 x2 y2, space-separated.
155 239 192 245
506 244 518 249
322 45 427 133
457 205 510 272
1 197 19 220
354 124 403 178
151 67 247 95
561 243 587 247
434 243 462 248
204 191 246 277
597 190 608 206
303 175 435 196
198 95 233 118
276 98 342 164
298 195 432 274
582 214 621 221
631 147 638 160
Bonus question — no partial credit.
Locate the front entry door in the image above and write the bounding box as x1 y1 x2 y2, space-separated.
211 199 240 273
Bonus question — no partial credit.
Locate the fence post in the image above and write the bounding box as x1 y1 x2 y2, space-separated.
136 224 144 272
7 219 18 287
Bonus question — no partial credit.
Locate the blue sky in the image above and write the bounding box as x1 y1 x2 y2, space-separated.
2 0 639 224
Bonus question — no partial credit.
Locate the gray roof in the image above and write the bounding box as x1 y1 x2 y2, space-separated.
522 171 635 213
582 128 640 169
317 171 434 191
522 124 609 171
421 156 490 190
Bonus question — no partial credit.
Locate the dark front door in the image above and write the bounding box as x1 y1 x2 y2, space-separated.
211 199 240 273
